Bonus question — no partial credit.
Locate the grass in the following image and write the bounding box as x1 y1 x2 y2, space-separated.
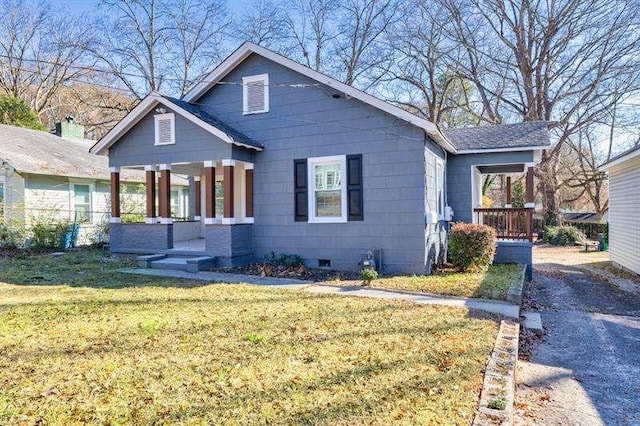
0 249 499 424
368 264 524 301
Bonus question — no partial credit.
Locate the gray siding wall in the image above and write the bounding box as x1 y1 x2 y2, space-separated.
110 223 173 252
495 241 533 280
173 221 201 242
197 54 438 274
109 105 255 168
424 147 447 273
607 158 640 275
203 224 253 267
447 151 534 223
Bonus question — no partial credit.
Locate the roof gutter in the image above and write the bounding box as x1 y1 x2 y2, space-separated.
599 147 640 171
427 130 457 153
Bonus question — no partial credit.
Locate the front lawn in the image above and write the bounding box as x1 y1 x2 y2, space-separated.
0 250 498 424
365 264 524 301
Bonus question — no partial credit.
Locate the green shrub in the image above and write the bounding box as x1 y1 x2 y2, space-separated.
488 397 507 410
544 226 586 246
263 252 305 268
448 223 496 272
30 221 71 249
361 268 378 286
0 220 23 249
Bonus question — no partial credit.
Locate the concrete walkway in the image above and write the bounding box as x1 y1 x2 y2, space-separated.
120 267 520 318
515 256 640 425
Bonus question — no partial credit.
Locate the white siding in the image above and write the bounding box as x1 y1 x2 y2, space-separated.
608 158 640 275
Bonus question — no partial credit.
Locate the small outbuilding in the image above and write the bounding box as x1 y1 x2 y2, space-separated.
599 145 640 275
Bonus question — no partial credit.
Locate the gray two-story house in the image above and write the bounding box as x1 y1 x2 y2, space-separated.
90 42 549 275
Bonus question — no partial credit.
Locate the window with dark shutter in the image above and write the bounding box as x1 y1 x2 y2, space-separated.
294 159 308 221
347 154 363 221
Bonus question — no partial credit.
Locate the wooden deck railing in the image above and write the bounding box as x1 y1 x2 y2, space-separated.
473 207 534 242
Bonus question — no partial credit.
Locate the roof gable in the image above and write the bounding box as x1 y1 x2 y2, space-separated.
90 93 261 156
183 42 455 152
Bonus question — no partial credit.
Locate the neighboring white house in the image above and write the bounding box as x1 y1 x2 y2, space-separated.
0 123 188 245
599 145 640 275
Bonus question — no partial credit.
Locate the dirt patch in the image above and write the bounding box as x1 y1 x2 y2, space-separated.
213 263 361 282
533 244 608 266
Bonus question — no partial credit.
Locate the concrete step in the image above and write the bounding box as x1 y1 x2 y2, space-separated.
137 253 216 272
522 311 543 335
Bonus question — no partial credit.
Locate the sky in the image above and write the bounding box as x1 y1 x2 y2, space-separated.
56 0 253 16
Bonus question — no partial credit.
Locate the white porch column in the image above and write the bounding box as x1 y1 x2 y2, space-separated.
194 176 202 220
109 167 121 223
245 163 254 223
222 159 235 225
145 165 157 223
525 162 535 208
158 164 172 224
204 160 216 225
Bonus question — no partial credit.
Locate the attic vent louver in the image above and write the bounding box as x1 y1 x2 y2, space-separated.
154 113 175 145
242 74 269 114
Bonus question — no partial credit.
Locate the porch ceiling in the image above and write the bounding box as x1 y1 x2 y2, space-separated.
477 164 525 174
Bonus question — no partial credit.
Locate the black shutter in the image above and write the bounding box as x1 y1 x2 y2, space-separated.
294 159 308 221
347 154 363 221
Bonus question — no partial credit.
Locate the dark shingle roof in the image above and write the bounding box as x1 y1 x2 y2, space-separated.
165 96 263 149
444 121 550 152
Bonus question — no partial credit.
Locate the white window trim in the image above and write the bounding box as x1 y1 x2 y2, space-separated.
69 181 95 225
308 155 347 224
242 74 269 115
154 113 176 146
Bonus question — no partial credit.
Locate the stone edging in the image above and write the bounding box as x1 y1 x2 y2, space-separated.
474 319 520 425
505 264 526 306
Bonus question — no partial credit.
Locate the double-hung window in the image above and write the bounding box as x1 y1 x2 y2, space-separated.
308 155 347 223
73 184 91 223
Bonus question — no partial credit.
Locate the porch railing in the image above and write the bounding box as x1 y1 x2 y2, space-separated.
473 207 534 242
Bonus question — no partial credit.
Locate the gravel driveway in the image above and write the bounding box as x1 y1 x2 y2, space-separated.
515 246 640 425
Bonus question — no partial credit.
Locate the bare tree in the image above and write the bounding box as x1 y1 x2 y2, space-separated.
234 0 290 47
0 0 94 115
382 0 478 126
166 0 230 97
282 0 338 72
332 0 399 86
438 0 640 220
92 0 230 99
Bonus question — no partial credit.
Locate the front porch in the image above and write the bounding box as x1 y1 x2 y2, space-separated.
471 161 536 241
470 161 537 279
108 159 255 267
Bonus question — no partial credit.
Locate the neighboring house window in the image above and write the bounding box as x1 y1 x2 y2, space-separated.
308 156 347 223
242 74 269 114
170 189 189 219
215 179 224 217
170 190 180 218
73 184 91 223
154 113 175 145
